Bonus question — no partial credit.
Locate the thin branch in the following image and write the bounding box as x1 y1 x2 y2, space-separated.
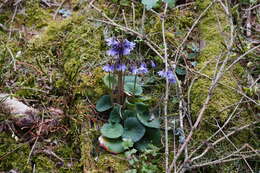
190 121 259 163
161 3 169 172
190 154 258 169
185 76 259 163
244 3 260 11
8 4 18 39
226 44 260 71
122 9 128 28
27 113 44 163
131 2 136 29
214 118 254 173
182 65 259 105
6 46 16 71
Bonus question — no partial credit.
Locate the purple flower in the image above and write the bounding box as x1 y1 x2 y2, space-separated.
106 38 135 57
168 77 176 84
131 65 138 75
122 39 135 55
137 62 148 74
116 64 127 72
150 60 156 68
102 64 114 72
165 70 175 79
158 70 166 77
158 70 176 84
130 63 149 75
106 38 119 47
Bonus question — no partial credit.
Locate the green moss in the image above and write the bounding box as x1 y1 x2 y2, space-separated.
10 0 51 29
0 133 31 171
33 155 56 173
0 132 82 172
81 126 97 171
189 1 256 171
96 154 129 172
1 8 116 172
22 14 105 99
191 0 241 122
24 0 51 28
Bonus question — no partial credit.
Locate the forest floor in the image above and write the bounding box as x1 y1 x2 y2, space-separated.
0 0 259 173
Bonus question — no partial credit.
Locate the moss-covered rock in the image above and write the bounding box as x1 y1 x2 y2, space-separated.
191 0 240 122
190 0 255 127
189 0 257 171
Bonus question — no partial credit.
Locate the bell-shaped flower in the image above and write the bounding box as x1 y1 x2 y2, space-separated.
102 64 115 72
157 70 176 84
106 38 135 57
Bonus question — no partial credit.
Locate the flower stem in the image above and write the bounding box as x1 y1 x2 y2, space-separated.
133 74 137 96
117 55 124 105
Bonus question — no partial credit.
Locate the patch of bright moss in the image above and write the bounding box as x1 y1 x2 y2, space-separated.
22 0 51 28
0 133 31 171
190 0 256 171
191 0 241 122
22 14 105 99
96 154 129 172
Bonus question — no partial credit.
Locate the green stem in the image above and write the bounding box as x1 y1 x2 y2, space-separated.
109 72 114 104
118 71 123 104
133 74 137 97
117 54 124 105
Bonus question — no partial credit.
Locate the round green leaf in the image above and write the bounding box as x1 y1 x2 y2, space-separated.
145 128 161 145
123 110 137 120
137 113 160 128
124 83 143 96
99 136 124 154
135 128 161 151
96 95 112 112
101 123 123 139
103 74 117 89
109 104 122 123
122 117 146 142
163 0 176 8
135 102 148 113
142 0 158 10
134 138 149 151
124 75 141 84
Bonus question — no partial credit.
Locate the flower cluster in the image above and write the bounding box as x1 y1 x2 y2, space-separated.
103 62 151 75
106 38 136 57
103 37 176 84
158 70 176 84
131 63 149 75
102 64 115 72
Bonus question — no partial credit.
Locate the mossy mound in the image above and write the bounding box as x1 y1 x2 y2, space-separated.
23 13 105 98
191 0 239 121
0 4 128 171
192 0 242 128
189 0 257 171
